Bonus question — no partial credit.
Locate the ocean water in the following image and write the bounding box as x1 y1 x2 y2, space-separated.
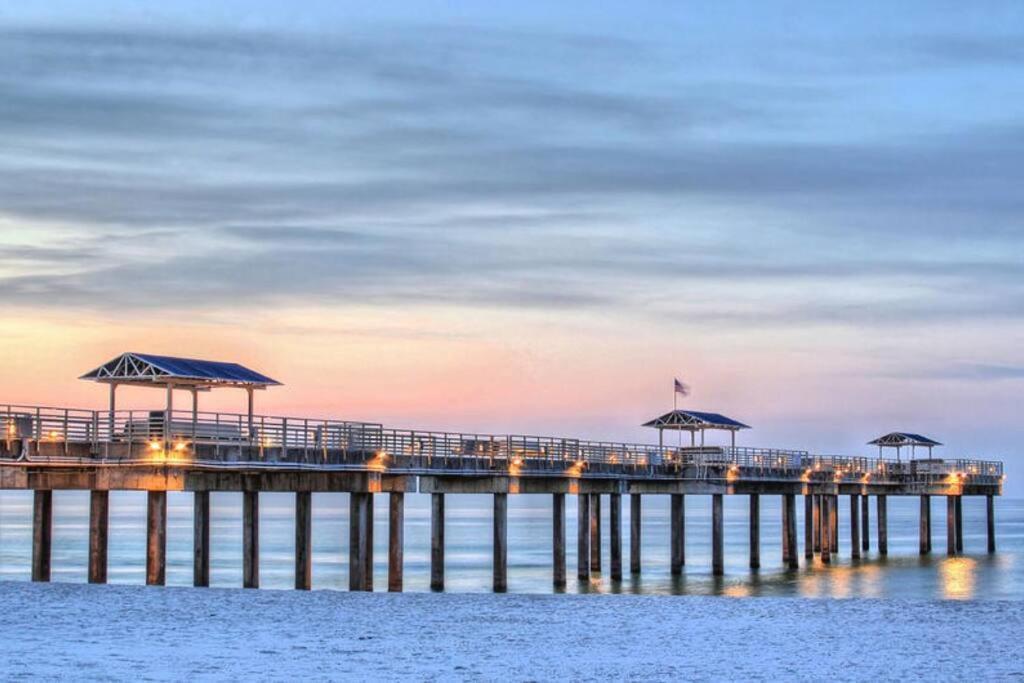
0 491 1020 600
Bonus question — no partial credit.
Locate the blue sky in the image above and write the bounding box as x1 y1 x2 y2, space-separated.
1 2 1021 490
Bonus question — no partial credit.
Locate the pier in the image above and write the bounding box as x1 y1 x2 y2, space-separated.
0 353 1005 591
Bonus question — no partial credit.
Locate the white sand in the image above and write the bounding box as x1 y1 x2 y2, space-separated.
1 582 1022 680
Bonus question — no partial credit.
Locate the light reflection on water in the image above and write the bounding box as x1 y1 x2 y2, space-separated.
0 491 1020 600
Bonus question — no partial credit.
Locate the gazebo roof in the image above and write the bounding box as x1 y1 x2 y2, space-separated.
80 352 281 390
868 432 942 448
642 410 750 431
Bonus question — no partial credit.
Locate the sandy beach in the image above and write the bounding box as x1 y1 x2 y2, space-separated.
2 583 1022 680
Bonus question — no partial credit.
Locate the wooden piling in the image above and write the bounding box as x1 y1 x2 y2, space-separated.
785 494 798 569
954 496 963 554
803 495 812 560
349 493 364 591
987 495 996 554
946 495 956 555
919 495 931 555
850 494 861 559
243 490 259 589
577 493 590 580
553 493 566 587
877 495 888 556
493 493 508 593
820 495 831 564
670 493 684 575
861 494 870 552
590 493 601 573
430 492 445 591
750 494 762 569
388 492 404 592
610 492 622 581
830 494 839 555
363 493 374 591
194 491 211 587
781 495 790 564
295 491 312 590
32 490 52 582
630 494 641 574
812 494 821 553
88 490 109 584
146 490 167 586
712 494 724 576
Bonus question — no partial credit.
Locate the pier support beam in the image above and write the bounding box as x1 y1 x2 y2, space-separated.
954 496 963 554
88 490 109 584
590 494 602 573
803 495 812 560
781 495 790 564
670 493 685 575
431 493 444 591
877 495 888 556
830 495 839 555
32 490 52 582
946 495 956 555
577 493 590 580
295 491 312 590
553 493 566 587
146 490 167 586
785 494 798 569
243 491 259 589
750 494 761 569
630 494 641 574
861 494 870 552
610 492 622 581
388 492 404 592
493 493 508 593
812 494 821 553
348 492 373 592
194 491 210 587
820 495 831 564
850 494 861 559
919 495 931 555
712 494 724 576
987 495 996 554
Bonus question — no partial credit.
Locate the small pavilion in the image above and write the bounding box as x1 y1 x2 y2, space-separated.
868 432 941 462
80 352 281 446
642 410 750 449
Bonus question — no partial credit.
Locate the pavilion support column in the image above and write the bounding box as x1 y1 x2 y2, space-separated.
430 493 445 591
954 496 963 554
877 495 888 556
946 495 957 555
493 493 508 593
577 493 590 581
820 495 831 564
785 493 799 569
803 494 813 560
32 490 52 582
670 493 685 575
194 491 210 587
590 494 602 573
750 494 762 569
712 494 724 576
88 490 109 584
630 494 641 574
146 490 167 586
609 492 622 581
388 492 404 592
812 494 821 553
295 491 312 590
553 493 566 588
919 495 931 555
850 494 861 560
861 494 870 552
987 495 996 554
243 490 259 589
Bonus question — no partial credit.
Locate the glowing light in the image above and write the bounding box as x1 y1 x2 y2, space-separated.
48 430 60 441
511 456 524 467
149 440 162 451
173 441 188 452
6 423 16 436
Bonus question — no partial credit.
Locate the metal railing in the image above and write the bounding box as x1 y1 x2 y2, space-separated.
0 403 1005 483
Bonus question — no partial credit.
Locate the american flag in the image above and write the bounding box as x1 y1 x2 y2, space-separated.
674 378 690 397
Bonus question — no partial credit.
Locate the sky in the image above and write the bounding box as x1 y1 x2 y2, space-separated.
0 2 1022 490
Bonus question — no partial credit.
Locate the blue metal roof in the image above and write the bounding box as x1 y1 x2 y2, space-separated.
642 410 750 430
80 352 281 387
868 432 941 447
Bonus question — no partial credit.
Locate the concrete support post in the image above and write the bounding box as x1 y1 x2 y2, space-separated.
750 494 762 569
987 495 996 554
194 491 210 587
609 492 622 581
781 495 790 564
812 494 821 553
712 494 724 576
577 493 590 581
88 490 109 584
820 495 831 564
388 492 404 592
670 493 685 575
146 490 167 586
32 490 53 582
919 495 931 555
630 494 641 574
295 491 312 590
590 494 601 573
877 495 888 556
946 495 956 555
954 496 963 554
363 493 374 591
553 493 566 587
830 495 839 555
431 493 445 591
349 493 364 591
785 493 799 569
803 495 813 560
243 490 259 589
861 494 870 552
493 493 508 593
850 494 861 560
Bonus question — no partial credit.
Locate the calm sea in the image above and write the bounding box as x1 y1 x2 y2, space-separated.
1 492 1020 599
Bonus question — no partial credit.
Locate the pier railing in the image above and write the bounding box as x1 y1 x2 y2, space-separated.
1 403 1004 484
